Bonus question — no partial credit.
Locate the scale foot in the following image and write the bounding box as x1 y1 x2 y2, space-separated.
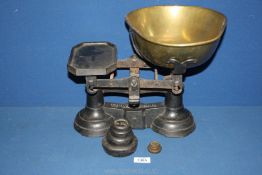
151 107 195 137
74 107 113 137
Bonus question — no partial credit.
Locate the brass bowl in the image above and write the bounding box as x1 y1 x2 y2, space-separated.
126 6 226 69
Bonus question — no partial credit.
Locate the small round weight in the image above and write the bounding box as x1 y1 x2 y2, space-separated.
147 141 162 154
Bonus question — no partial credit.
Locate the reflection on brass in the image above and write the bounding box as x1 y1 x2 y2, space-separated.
148 141 162 154
126 6 227 69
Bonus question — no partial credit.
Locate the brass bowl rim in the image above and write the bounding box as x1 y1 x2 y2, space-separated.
125 5 227 47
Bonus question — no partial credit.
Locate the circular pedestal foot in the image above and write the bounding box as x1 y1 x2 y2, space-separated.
151 107 195 137
74 107 113 137
102 119 137 157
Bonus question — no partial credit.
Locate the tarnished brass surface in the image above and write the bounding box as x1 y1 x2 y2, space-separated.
126 6 227 69
148 141 162 154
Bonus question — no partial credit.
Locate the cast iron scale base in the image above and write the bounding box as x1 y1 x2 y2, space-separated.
68 42 195 138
